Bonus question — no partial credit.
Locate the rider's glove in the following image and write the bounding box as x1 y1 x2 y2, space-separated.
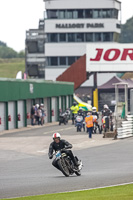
49 155 53 159
60 149 65 153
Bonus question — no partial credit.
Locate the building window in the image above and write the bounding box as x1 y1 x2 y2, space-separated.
103 33 111 41
37 40 44 53
59 33 66 42
76 33 84 42
27 41 38 53
116 24 121 29
102 9 112 18
77 9 84 18
47 32 115 43
68 57 76 65
58 10 65 19
50 33 58 42
113 9 118 19
93 9 102 18
47 9 119 19
59 57 66 65
85 9 93 18
73 10 78 18
95 33 102 41
68 33 75 42
47 57 50 66
47 56 79 66
51 57 58 66
47 10 57 19
66 10 73 18
85 33 93 42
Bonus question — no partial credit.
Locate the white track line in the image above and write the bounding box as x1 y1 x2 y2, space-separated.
61 182 133 194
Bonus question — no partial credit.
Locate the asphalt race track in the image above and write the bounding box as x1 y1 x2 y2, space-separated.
0 124 133 199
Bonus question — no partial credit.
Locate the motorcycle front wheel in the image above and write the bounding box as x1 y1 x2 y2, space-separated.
57 158 70 177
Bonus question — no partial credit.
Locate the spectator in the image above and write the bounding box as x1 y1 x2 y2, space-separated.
40 103 46 125
37 106 42 125
35 104 39 125
30 105 35 125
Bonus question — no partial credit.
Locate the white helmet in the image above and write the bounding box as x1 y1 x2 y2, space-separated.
92 107 97 111
104 104 108 109
79 107 83 111
53 132 61 139
36 104 39 108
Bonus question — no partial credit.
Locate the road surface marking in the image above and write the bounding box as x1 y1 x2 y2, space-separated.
43 127 75 135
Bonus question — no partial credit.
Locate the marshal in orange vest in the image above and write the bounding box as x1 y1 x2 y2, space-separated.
85 115 93 128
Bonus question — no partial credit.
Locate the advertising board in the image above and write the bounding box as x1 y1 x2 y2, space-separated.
86 43 133 72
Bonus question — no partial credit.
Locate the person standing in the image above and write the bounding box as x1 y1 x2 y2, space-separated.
85 111 94 138
30 105 35 125
40 103 46 125
70 102 79 125
37 106 42 125
34 104 39 124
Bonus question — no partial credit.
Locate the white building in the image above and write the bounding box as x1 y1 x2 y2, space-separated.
26 0 121 84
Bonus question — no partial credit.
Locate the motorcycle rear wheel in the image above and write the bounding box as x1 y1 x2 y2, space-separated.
75 170 81 176
57 158 70 177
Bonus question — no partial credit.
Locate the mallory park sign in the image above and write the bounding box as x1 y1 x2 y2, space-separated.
55 23 104 29
86 43 133 72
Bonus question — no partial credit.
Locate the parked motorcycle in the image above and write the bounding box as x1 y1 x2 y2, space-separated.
53 150 83 177
75 115 85 132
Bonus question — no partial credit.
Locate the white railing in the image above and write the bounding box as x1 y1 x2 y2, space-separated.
117 115 133 139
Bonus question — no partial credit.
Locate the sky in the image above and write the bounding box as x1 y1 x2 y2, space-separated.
0 0 133 52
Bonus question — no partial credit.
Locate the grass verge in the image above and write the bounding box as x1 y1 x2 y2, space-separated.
1 184 133 200
0 58 25 78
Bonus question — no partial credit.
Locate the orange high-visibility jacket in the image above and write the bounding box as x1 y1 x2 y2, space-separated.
85 115 93 128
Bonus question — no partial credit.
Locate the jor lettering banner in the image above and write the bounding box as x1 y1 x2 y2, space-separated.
86 43 133 72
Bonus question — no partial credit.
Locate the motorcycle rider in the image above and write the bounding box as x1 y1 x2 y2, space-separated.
78 107 84 117
70 102 79 124
77 107 85 130
102 104 112 134
48 133 79 170
91 107 100 133
92 107 99 119
102 104 112 117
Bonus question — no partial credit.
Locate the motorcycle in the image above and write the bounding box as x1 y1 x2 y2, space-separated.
75 115 85 132
59 110 69 125
92 115 101 134
53 150 83 177
102 116 113 133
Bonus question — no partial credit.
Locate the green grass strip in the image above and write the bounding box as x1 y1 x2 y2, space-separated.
0 58 25 78
1 184 133 200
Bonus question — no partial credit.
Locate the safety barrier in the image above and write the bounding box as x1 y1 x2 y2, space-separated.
117 115 133 139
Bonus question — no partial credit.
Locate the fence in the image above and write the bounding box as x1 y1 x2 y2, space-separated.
117 115 133 139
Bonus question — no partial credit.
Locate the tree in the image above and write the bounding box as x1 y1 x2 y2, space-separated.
0 41 6 47
0 46 18 58
18 50 25 58
119 17 133 43
0 40 25 58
